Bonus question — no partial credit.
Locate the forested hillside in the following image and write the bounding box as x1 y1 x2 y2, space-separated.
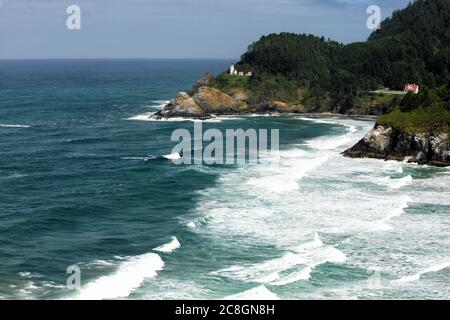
216 0 450 114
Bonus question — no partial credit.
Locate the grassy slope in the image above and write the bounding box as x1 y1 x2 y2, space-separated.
378 82 450 134
378 107 450 134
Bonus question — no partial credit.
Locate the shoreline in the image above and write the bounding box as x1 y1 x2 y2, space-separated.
151 111 449 168
152 111 378 122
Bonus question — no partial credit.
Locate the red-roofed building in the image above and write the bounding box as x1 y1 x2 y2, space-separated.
404 84 419 94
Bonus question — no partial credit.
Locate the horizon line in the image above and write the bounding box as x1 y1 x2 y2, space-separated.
0 57 238 61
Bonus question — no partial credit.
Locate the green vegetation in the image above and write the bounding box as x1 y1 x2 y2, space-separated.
378 80 450 133
213 73 250 92
213 0 450 116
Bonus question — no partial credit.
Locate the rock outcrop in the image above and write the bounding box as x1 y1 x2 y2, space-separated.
343 124 450 167
154 74 306 119
192 86 240 114
154 86 240 119
191 73 215 93
155 91 206 118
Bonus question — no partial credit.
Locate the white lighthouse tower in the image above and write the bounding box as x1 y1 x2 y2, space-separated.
229 64 237 76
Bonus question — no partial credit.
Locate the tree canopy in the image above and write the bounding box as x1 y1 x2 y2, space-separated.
227 0 450 112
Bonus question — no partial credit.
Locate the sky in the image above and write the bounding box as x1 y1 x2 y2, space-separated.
0 0 411 59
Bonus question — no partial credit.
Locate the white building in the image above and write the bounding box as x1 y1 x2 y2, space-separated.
229 64 238 76
229 64 252 77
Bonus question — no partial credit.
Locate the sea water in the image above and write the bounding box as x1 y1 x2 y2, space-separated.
0 59 449 300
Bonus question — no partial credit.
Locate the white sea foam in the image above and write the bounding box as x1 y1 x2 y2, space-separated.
390 175 413 189
127 113 211 122
139 100 170 110
190 119 374 244
372 195 411 231
153 236 181 253
75 253 164 300
393 261 450 283
0 124 30 128
84 259 115 268
163 152 181 161
381 160 405 173
212 233 346 286
152 100 171 105
270 266 313 286
41 281 66 289
127 112 242 123
18 272 33 278
2 173 28 180
20 281 39 294
246 154 329 193
246 176 299 193
211 115 244 122
298 117 340 125
186 222 197 229
224 285 279 300
212 252 304 283
170 116 449 297
377 175 413 189
241 113 273 117
306 135 352 150
381 195 411 222
127 112 156 121
293 232 323 251
121 156 154 161
298 117 361 134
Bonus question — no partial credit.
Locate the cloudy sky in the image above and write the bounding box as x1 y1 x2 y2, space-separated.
0 0 411 59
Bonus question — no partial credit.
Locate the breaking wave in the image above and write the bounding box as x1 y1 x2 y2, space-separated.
153 236 181 253
0 124 30 128
224 285 279 300
212 233 346 287
75 253 164 300
393 261 450 283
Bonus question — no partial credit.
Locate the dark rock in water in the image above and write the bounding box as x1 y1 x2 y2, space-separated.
416 151 426 164
343 124 450 167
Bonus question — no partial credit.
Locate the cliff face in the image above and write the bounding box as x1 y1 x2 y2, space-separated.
343 124 450 167
154 74 305 119
154 86 240 119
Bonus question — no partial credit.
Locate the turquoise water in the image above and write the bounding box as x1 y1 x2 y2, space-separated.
0 60 449 300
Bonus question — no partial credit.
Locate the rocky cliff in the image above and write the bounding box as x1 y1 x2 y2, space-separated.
153 74 305 119
154 87 240 119
343 124 450 167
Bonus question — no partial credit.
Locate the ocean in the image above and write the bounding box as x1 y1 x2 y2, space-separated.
0 59 449 300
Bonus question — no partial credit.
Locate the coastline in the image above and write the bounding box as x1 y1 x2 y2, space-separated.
343 123 450 167
152 70 447 168
154 111 377 119
152 103 449 167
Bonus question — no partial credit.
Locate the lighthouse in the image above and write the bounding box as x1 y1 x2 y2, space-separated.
229 64 237 76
